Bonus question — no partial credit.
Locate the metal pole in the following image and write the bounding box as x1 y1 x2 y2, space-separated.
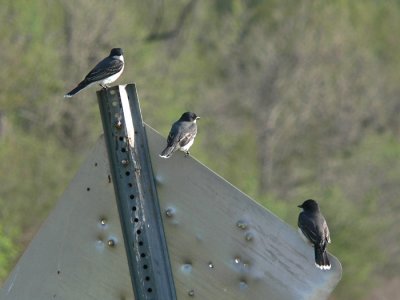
97 84 177 300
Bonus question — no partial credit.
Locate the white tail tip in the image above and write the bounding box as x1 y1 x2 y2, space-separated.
315 263 331 270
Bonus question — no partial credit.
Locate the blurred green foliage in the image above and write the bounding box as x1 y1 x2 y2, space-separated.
0 0 399 299
0 225 17 280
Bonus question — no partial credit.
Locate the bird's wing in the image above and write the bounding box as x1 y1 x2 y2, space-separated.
167 122 197 147
298 212 321 245
166 124 179 146
323 219 331 243
178 124 197 147
84 57 124 83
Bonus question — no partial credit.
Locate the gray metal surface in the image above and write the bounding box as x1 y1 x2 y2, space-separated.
0 136 134 300
0 84 341 300
146 125 342 300
97 85 176 300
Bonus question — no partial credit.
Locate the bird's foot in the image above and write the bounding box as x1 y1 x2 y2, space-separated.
184 151 190 157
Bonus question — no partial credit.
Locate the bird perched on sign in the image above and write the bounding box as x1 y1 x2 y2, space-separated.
159 112 200 159
297 199 331 270
64 48 124 98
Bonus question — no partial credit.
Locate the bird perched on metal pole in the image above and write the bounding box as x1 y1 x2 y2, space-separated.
297 199 331 270
64 48 124 98
159 112 200 158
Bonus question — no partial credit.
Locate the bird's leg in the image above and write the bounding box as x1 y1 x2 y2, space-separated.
100 83 108 89
185 151 190 157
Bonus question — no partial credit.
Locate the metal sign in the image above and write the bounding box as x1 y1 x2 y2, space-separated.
0 84 341 300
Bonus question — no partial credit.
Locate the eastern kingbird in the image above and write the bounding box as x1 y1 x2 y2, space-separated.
64 48 124 98
297 199 331 270
159 112 200 158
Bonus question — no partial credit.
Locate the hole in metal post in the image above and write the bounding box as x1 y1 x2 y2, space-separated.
115 121 122 129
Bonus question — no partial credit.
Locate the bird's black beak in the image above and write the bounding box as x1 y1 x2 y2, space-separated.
297 204 302 208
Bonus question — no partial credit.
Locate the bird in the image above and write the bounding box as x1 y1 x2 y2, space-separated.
64 48 124 98
159 112 200 159
297 199 331 270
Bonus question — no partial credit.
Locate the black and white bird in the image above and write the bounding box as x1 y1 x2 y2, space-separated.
159 112 200 159
64 48 124 98
297 199 331 270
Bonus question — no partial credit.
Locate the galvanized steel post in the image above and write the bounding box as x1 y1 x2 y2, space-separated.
97 84 177 300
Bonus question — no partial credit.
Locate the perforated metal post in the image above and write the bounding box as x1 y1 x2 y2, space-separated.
97 84 177 300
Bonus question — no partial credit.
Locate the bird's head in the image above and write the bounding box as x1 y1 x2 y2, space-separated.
180 112 200 122
298 199 320 212
110 48 123 57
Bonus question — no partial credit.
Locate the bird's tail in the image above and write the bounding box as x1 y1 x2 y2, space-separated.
64 81 90 98
314 247 331 270
159 146 176 159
